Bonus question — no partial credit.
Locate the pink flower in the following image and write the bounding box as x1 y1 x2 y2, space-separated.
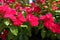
13 12 26 26
30 3 41 13
34 6 41 13
44 21 57 33
50 23 57 33
0 0 4 4
0 6 3 12
4 9 16 19
52 5 58 11
0 4 9 13
40 15 46 20
24 7 34 14
17 12 26 22
2 4 10 12
13 19 22 26
3 4 16 19
26 14 39 26
6 0 16 3
45 13 54 22
57 1 60 4
36 0 45 4
30 20 39 27
44 22 50 29
40 13 54 22
0 30 8 40
55 24 60 34
15 2 21 10
40 13 58 33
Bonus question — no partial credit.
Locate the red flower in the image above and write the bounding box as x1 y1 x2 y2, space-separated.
24 7 34 14
0 0 4 4
36 0 45 4
15 2 21 10
40 13 58 33
40 13 54 22
34 6 41 13
4 9 16 19
52 5 58 11
13 12 26 26
57 1 60 4
0 30 8 40
56 26 60 34
6 0 16 3
26 14 39 26
30 3 41 14
17 12 26 22
0 6 3 12
13 19 22 26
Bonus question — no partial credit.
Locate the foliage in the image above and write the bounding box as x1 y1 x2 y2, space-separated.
0 0 60 40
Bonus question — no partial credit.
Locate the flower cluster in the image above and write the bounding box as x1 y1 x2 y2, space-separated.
0 4 26 26
26 14 39 26
30 3 41 13
0 0 16 3
0 3 40 26
40 13 60 34
0 0 60 33
0 30 8 40
0 0 60 40
36 0 45 4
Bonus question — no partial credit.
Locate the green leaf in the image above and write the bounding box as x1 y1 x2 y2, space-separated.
0 19 4 31
7 31 15 40
51 33 57 40
57 34 60 40
52 0 58 2
55 10 60 13
55 16 60 24
0 19 4 27
4 19 10 26
20 25 31 37
10 26 18 36
21 25 28 27
41 28 46 38
35 22 44 34
26 27 31 37
38 23 44 29
22 11 26 18
4 20 10 26
19 27 31 37
18 33 29 40
46 30 52 37
18 27 31 40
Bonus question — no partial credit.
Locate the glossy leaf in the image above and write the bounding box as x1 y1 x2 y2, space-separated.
41 28 46 38
10 26 18 36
